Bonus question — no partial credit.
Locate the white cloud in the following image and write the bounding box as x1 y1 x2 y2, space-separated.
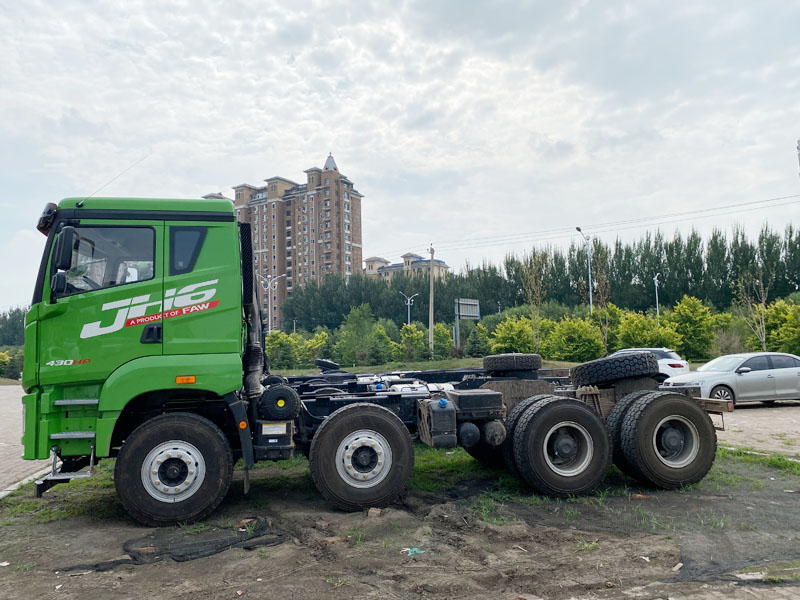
0 0 799 309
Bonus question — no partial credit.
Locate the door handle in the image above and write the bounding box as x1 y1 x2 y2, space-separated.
140 322 162 344
766 374 774 379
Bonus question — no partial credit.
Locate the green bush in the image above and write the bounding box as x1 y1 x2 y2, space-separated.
541 318 604 362
366 325 394 365
778 304 800 355
433 323 452 360
490 316 535 354
667 295 713 359
400 323 428 361
615 312 682 351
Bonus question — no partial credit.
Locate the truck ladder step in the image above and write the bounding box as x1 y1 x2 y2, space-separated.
53 399 99 406
49 431 96 440
35 446 96 497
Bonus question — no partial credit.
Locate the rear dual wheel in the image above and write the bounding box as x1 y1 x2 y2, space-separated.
513 398 611 497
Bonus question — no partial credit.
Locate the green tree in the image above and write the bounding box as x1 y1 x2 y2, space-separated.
399 324 428 361
465 323 491 357
265 331 298 370
490 316 535 354
432 323 452 360
365 325 394 365
0 351 10 373
616 312 682 350
541 318 604 362
667 295 713 359
777 305 800 355
333 304 377 365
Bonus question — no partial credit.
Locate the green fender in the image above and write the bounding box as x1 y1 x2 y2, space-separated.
95 353 243 456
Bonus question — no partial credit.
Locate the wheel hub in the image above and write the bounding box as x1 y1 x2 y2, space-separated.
652 416 699 468
335 430 393 489
542 421 594 477
141 441 206 503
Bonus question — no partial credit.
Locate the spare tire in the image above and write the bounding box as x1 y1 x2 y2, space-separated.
259 385 302 420
484 353 542 372
571 352 659 387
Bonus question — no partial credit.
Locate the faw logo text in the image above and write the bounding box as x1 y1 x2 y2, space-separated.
80 280 220 339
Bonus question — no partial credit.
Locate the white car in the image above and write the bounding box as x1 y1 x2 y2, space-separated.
611 348 689 382
663 352 800 405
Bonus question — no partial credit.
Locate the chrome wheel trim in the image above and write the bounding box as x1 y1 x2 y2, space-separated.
141 440 206 503
652 415 699 468
542 421 594 477
334 429 393 489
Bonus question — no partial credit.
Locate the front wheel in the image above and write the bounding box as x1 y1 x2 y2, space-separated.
710 385 735 404
309 403 414 511
114 413 234 526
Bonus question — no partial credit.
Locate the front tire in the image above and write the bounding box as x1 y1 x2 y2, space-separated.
114 413 234 526
710 385 735 404
309 403 414 511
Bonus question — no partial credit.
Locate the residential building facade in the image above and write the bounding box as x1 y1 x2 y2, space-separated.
364 252 450 282
231 154 363 330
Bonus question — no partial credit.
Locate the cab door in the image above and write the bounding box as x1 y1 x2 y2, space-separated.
39 222 164 386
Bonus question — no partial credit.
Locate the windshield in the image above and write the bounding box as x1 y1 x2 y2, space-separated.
697 356 743 372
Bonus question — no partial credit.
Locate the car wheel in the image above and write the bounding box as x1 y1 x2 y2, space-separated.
710 385 735 404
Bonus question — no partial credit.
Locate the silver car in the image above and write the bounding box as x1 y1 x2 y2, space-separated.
663 352 800 405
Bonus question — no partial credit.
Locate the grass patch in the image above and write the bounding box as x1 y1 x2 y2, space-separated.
408 445 491 492
471 492 514 525
180 522 211 535
719 447 800 477
345 526 366 546
325 577 351 588
575 537 600 552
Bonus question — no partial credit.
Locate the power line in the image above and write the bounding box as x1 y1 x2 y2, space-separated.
371 193 800 257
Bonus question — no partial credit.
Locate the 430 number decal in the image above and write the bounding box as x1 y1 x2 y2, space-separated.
45 359 91 367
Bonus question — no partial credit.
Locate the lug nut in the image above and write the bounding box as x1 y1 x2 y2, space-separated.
166 453 172 458
377 461 382 466
163 486 169 492
152 470 157 475
346 465 353 470
156 459 162 464
189 470 194 475
177 453 183 459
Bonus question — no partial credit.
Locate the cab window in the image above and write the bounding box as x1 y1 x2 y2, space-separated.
169 226 207 275
62 226 154 295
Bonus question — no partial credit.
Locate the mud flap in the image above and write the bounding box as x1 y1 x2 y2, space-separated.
224 393 254 493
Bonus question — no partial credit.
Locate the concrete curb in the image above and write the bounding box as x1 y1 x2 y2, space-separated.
0 464 59 501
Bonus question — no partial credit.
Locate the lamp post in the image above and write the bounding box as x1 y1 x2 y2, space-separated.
653 272 661 324
256 273 287 335
399 291 419 325
576 227 593 314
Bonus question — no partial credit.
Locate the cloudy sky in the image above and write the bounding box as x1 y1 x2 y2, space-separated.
1 0 799 309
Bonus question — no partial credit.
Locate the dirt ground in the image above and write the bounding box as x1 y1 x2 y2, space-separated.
2 441 800 600
717 400 800 457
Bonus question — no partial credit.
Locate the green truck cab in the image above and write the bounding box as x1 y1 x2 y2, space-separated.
23 197 255 523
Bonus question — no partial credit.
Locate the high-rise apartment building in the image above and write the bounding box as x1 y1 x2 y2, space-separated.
231 154 363 331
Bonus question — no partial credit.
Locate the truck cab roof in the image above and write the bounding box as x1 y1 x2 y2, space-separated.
58 196 235 215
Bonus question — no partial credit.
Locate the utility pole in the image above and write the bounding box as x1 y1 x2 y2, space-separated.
428 245 435 357
653 273 661 324
576 227 593 314
399 291 419 326
797 138 800 179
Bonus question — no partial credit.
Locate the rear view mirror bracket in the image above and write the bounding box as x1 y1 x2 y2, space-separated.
52 226 75 272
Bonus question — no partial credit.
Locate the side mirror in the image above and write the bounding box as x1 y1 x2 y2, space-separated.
736 366 752 374
52 226 75 271
50 272 67 296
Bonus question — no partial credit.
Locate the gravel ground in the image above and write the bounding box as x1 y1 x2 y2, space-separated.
716 400 800 457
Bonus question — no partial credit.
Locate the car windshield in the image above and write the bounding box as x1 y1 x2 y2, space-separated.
697 356 743 372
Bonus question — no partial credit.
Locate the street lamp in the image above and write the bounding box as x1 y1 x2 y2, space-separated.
576 227 593 314
256 273 287 335
399 291 419 325
653 273 660 324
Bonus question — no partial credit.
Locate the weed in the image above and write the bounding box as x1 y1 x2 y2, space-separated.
517 493 550 506
180 522 210 535
695 509 726 531
735 522 758 532
257 547 271 559
383 537 392 554
719 447 800 477
346 527 365 546
244 521 256 535
562 506 580 520
326 577 351 588
0 520 14 527
575 537 600 552
15 563 35 572
472 492 513 525
7 500 39 516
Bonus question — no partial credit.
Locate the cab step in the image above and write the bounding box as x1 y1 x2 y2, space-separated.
53 399 99 407
34 445 96 497
49 431 96 440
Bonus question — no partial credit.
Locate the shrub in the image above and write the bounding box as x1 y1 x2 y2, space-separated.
541 318 604 362
490 316 535 354
615 312 682 351
400 324 428 361
433 323 452 360
778 305 800 355
668 295 713 359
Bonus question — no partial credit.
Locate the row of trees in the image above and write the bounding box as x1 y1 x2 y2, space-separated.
266 292 800 369
283 225 800 331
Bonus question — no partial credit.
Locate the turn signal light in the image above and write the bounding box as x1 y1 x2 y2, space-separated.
668 363 684 368
176 375 196 384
